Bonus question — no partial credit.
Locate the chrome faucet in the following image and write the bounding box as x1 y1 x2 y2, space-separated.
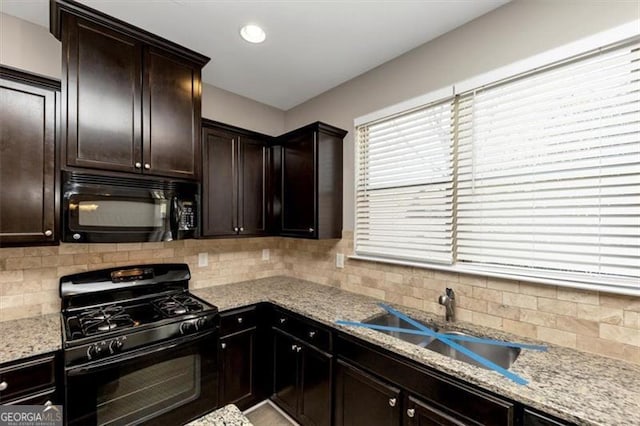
438 288 456 322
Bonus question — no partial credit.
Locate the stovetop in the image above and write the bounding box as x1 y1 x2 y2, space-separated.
63 292 214 343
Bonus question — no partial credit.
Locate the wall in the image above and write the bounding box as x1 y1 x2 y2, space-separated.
284 0 640 231
0 239 284 321
0 12 285 136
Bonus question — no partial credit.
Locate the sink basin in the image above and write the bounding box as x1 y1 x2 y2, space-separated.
363 312 437 347
363 313 521 370
425 331 521 370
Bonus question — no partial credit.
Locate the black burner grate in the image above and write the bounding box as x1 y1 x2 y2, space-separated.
152 295 203 317
76 305 135 336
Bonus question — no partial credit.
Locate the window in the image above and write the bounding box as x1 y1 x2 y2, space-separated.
354 37 640 295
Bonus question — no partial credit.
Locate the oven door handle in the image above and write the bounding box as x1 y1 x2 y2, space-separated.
66 329 216 377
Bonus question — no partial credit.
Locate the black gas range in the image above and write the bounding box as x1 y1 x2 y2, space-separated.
60 264 219 426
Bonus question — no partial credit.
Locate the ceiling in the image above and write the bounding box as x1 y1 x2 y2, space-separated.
1 0 508 110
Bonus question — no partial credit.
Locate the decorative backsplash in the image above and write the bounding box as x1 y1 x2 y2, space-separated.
1 233 638 364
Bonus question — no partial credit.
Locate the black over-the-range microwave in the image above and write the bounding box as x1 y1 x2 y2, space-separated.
62 171 198 243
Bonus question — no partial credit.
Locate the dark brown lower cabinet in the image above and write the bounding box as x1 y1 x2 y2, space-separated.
218 328 256 408
0 352 60 406
522 409 571 426
335 359 401 426
272 329 332 426
405 396 467 426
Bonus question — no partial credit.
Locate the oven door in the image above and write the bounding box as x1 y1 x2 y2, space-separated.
65 331 218 426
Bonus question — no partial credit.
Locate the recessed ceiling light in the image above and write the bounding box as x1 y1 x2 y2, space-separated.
240 24 266 44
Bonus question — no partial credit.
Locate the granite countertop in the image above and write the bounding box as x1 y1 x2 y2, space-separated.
187 404 252 426
193 276 640 426
0 313 62 364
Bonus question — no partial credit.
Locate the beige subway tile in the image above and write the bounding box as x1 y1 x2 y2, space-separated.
576 335 625 359
41 255 76 267
57 265 88 276
538 298 577 317
502 292 537 310
600 323 640 347
518 282 557 298
384 272 403 285
624 311 639 329
556 316 599 337
141 242 165 250
24 247 58 257
88 243 118 253
117 243 143 252
58 244 89 255
622 345 640 364
2 280 41 296
457 297 488 313
537 326 576 348
0 270 23 283
0 294 24 308
454 308 473 322
458 274 487 287
23 267 57 280
401 295 423 310
402 275 423 288
471 312 503 329
487 277 518 292
503 319 537 339
434 271 458 282
0 248 26 259
576 304 623 325
128 250 155 260
5 256 42 270
557 288 599 305
487 302 520 320
599 294 640 312
1 304 41 321
520 309 557 327
103 252 130 262
472 287 503 303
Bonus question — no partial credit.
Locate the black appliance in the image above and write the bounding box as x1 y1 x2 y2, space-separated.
62 171 198 243
60 264 219 426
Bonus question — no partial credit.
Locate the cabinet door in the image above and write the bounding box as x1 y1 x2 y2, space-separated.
239 138 268 236
281 131 316 237
202 128 237 236
219 328 255 407
405 396 468 426
299 344 332 426
523 409 571 426
335 360 401 426
272 330 299 418
0 76 56 245
143 48 201 179
63 15 142 173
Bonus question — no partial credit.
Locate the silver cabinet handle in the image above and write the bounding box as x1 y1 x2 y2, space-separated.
221 343 226 349
135 162 142 168
233 227 239 232
308 228 314 233
44 400 53 407
0 381 7 391
407 408 415 418
308 331 316 338
388 398 396 407
239 227 244 232
237 317 243 324
295 346 302 353
44 229 53 237
279 318 286 324
144 163 151 170
291 344 298 351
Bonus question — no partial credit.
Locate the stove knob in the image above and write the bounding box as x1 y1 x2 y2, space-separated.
180 321 196 335
197 317 208 330
109 338 125 354
88 342 108 359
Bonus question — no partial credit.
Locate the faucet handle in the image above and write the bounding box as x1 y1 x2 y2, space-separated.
446 287 455 299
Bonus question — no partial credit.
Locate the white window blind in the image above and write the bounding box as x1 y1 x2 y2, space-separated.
355 100 455 264
355 37 640 293
456 40 640 289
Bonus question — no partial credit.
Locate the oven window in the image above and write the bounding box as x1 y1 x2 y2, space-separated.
96 354 200 425
77 200 168 228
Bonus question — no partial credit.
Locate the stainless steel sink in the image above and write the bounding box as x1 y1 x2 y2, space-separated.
425 331 521 370
363 312 437 347
363 313 521 370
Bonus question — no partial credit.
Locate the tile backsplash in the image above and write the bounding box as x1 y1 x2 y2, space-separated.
1 232 638 364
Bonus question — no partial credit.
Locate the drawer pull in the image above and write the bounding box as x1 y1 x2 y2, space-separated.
44 229 53 237
279 318 286 324
308 331 316 338
407 408 415 418
221 343 226 349
388 398 396 407
295 346 302 353
0 381 7 391
291 344 298 351
237 317 243 324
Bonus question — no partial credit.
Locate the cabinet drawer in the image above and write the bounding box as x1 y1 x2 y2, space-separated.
0 354 56 403
221 306 257 336
4 388 57 406
272 309 331 352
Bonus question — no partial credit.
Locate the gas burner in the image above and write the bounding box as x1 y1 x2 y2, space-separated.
78 305 134 336
153 295 203 317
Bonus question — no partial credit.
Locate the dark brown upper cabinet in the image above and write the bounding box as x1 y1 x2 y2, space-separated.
0 67 59 247
50 0 209 180
275 122 347 239
202 121 271 237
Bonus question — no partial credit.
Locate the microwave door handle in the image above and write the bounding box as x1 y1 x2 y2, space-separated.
169 196 180 237
66 329 216 377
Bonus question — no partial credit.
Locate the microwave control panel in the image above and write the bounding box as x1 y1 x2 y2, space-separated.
179 201 197 231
